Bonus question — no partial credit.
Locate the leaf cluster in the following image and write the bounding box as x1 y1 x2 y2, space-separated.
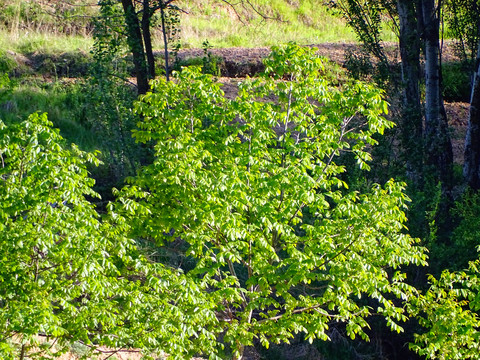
409 263 480 359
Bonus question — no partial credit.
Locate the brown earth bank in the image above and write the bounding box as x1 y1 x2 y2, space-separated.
174 42 397 78
11 43 363 77
9 41 461 78
173 43 360 77
11 43 467 154
174 41 463 77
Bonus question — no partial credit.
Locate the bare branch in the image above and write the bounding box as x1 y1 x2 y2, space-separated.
219 0 247 25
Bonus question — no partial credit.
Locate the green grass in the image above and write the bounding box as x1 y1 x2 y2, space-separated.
0 0 94 54
442 61 473 102
0 29 93 55
175 0 357 48
0 79 97 150
0 76 144 199
0 0 96 34
0 0 358 56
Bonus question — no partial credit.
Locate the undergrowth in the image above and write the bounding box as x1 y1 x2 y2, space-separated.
0 78 96 149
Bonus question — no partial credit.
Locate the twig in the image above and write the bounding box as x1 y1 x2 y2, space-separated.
219 0 247 25
243 0 286 22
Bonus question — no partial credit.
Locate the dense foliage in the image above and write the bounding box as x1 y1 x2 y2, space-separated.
116 44 427 358
2 1 480 358
409 265 480 359
0 113 219 359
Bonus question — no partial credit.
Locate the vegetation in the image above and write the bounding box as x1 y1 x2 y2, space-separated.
1 1 480 359
178 0 356 47
0 0 355 56
118 44 426 358
0 113 219 359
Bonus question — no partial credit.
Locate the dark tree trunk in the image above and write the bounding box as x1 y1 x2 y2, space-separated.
397 0 424 185
421 0 453 188
464 38 480 189
121 0 149 94
142 0 156 79
160 4 171 82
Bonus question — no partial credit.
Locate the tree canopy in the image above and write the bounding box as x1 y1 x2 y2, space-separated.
0 113 218 360
117 44 427 359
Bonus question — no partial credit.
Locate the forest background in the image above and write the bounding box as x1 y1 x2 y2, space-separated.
1 0 480 359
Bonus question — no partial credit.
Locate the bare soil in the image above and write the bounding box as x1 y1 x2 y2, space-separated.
446 101 469 165
175 42 385 77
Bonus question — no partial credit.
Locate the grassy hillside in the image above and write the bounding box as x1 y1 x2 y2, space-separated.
176 0 354 47
0 0 95 54
0 0 355 55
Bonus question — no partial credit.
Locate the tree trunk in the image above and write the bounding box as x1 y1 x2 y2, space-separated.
142 0 156 79
397 0 423 185
464 37 480 189
121 0 149 94
421 0 453 188
160 4 171 82
19 344 26 360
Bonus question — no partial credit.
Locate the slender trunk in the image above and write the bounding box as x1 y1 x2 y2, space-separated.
422 0 453 188
464 37 480 189
142 0 156 79
20 343 26 360
160 4 170 81
397 0 423 186
121 0 149 94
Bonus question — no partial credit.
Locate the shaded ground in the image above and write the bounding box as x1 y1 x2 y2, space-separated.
446 101 469 165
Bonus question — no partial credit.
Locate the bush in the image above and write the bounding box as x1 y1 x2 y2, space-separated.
442 61 472 102
0 50 17 74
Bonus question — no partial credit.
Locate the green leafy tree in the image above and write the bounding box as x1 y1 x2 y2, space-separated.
444 0 480 63
328 0 395 66
409 263 480 359
408 190 480 359
118 44 427 359
95 0 181 94
0 113 218 360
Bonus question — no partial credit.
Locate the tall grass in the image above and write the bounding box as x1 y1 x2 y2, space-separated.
0 29 93 55
0 0 95 54
0 0 96 35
